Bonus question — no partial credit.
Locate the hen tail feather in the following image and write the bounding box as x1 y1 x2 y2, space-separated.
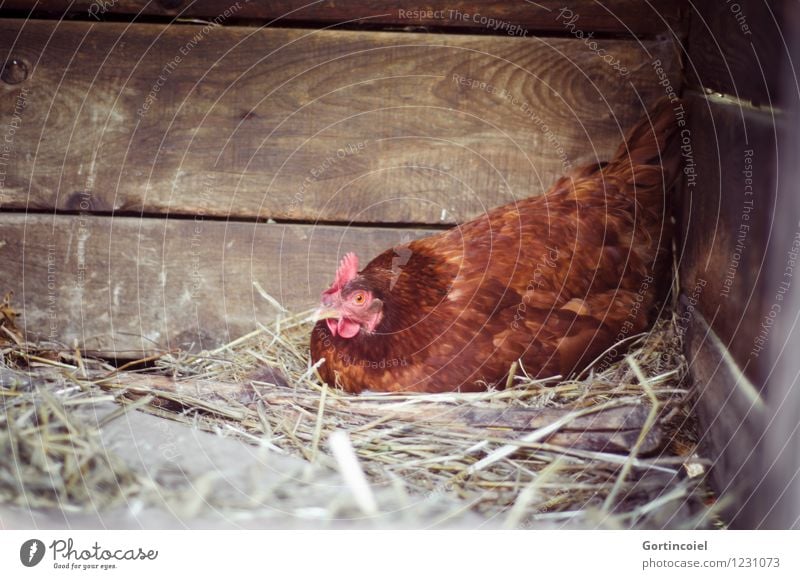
610 97 683 190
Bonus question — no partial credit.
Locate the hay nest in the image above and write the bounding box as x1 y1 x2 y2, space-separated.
1 291 719 528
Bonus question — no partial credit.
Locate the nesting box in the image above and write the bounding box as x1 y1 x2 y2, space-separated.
1 0 798 529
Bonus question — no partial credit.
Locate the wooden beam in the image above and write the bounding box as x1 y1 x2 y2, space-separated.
756 5 800 529
685 0 790 107
0 19 679 225
0 213 429 356
679 2 800 528
677 96 783 388
1 1 684 36
682 302 767 528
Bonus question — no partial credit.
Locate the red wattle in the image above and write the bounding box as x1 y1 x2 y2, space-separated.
337 318 361 339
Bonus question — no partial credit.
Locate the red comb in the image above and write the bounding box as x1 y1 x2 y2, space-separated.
327 252 359 294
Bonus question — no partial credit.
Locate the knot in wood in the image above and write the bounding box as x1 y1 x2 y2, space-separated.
1 58 28 85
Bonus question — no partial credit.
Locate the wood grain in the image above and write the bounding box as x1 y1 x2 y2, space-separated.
682 301 766 528
676 96 784 388
0 19 680 225
0 213 429 356
2 1 684 36
685 0 791 107
758 29 800 526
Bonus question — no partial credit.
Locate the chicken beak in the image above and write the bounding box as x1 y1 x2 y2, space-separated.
313 307 341 322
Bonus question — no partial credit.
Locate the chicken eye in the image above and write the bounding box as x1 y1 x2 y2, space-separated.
352 292 366 305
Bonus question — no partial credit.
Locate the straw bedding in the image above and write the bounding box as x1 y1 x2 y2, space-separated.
0 288 720 528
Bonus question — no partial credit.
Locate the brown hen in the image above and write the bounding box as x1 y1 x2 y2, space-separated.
310 100 681 393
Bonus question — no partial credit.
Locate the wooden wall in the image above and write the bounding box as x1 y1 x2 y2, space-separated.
678 0 799 528
4 0 799 529
2 1 683 35
0 3 683 356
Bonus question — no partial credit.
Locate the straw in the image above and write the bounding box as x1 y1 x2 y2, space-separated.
0 288 716 528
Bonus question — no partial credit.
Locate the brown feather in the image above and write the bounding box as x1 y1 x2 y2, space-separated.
310 99 681 393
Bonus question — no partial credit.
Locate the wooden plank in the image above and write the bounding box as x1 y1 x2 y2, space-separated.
679 1 800 524
2 1 684 36
677 96 784 388
0 213 429 356
678 94 799 527
751 221 800 530
685 0 792 106
756 23 800 529
0 19 680 225
682 301 767 528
